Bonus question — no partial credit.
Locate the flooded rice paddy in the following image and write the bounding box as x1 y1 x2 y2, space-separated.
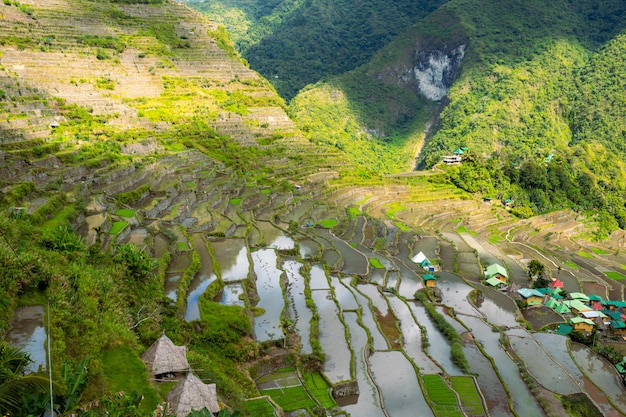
5 306 47 373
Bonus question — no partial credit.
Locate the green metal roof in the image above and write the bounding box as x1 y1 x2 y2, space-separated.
485 263 508 279
423 274 437 281
556 324 573 335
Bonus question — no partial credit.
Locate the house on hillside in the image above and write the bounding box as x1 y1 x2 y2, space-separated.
166 372 220 417
142 333 190 379
563 299 591 315
569 317 595 332
550 278 564 291
423 273 438 288
442 155 463 165
569 292 590 303
486 277 507 290
484 263 508 283
412 251 434 271
517 288 544 307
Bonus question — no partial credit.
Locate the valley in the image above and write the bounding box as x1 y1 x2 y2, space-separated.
1 0 626 416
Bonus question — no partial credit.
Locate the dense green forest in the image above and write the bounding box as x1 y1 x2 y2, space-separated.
252 0 626 236
186 0 449 99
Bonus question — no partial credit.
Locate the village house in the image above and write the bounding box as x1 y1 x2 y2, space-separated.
485 263 509 283
423 273 438 288
562 299 592 315
142 333 190 379
569 317 595 332
517 288 544 307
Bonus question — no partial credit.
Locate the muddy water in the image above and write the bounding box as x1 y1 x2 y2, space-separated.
82 213 106 245
252 249 284 342
5 306 47 372
461 315 545 417
126 227 147 246
212 238 249 282
340 312 386 417
506 330 580 394
322 249 340 270
570 343 626 413
299 238 320 260
350 285 389 350
185 234 217 321
369 351 435 417
283 260 312 354
221 283 245 307
387 296 440 374
357 285 389 317
312 289 352 384
309 264 330 290
409 303 462 375
349 217 365 245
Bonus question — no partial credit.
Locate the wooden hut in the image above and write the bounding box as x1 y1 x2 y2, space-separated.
141 333 190 379
166 372 220 417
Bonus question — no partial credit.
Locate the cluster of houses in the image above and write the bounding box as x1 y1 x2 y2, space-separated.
482 262 626 338
142 333 220 417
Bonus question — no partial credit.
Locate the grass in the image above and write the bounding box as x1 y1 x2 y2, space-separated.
386 203 407 219
317 219 338 229
577 251 593 258
115 209 136 218
101 345 161 413
347 207 361 218
591 247 610 255
488 233 504 244
456 225 468 233
176 241 190 251
260 386 316 412
422 374 463 417
109 220 129 235
564 261 579 269
393 220 411 231
369 258 385 269
449 376 486 416
230 197 242 205
605 271 626 281
301 372 336 409
260 189 274 194
244 398 277 417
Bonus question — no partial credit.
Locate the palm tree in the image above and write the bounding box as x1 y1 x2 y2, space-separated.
0 340 53 415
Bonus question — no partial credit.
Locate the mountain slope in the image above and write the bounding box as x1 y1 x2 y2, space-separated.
187 0 450 99
288 0 626 234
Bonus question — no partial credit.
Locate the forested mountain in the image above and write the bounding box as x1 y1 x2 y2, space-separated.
187 0 449 99
276 0 626 235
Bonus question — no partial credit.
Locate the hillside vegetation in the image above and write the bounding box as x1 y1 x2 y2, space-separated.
186 0 449 99
287 0 626 236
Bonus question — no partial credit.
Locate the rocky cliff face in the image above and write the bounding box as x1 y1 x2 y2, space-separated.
376 43 466 101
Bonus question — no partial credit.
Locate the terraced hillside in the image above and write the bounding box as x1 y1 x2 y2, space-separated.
2 1 626 417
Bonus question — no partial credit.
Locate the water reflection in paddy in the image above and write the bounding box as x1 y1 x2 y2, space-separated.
252 249 284 342
5 306 47 373
341 312 386 417
461 316 544 417
370 351 434 417
185 234 218 322
165 273 181 301
462 342 514 417
284 260 312 354
332 277 359 311
298 239 319 260
315 229 368 275
570 343 626 413
351 285 389 350
221 283 245 307
387 296 440 374
369 269 385 286
212 238 249 282
257 221 295 250
309 264 330 290
357 285 389 316
409 303 462 375
437 272 480 317
507 331 580 394
312 289 352 384
474 285 519 328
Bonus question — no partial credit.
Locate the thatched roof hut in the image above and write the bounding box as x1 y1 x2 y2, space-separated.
141 333 190 377
166 372 220 416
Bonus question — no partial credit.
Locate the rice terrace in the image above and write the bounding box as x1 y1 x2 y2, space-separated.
1 0 626 416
